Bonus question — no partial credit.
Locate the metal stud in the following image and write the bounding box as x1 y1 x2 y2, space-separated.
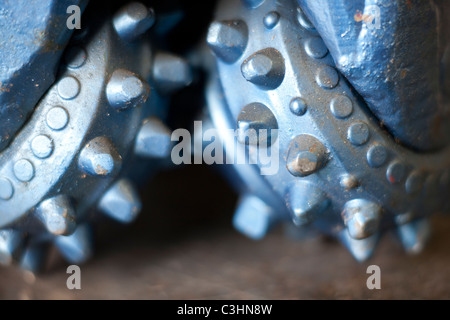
98 179 142 224
207 20 249 63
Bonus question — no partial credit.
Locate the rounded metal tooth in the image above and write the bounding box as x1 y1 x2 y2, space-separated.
304 37 328 59
386 161 406 184
106 69 150 111
347 121 370 146
342 199 382 240
135 117 172 159
315 65 339 89
207 20 249 64
54 224 93 264
289 97 308 116
64 46 87 69
286 182 329 226
241 48 285 90
396 218 431 254
19 241 50 273
13 159 35 182
237 102 278 146
98 179 142 224
0 177 14 200
57 76 81 100
338 230 379 262
286 134 329 177
263 11 280 29
113 2 155 42
152 52 193 93
35 195 77 236
232 194 277 240
366 143 388 168
0 229 24 266
78 137 122 177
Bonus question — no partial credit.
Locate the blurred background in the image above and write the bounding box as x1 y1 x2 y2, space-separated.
0 165 449 299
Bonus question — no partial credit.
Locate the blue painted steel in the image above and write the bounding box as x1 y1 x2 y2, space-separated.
205 0 450 261
297 0 450 151
0 2 191 271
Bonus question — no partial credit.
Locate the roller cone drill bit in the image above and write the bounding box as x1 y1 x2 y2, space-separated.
204 0 450 261
0 1 191 271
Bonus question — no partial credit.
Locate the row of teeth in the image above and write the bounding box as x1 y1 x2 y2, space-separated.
0 0 448 269
205 0 449 260
0 2 191 271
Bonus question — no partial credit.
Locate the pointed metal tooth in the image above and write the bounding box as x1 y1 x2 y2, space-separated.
237 102 278 146
394 212 415 226
19 241 50 273
342 199 381 240
286 182 329 226
286 135 329 177
207 20 248 63
396 218 431 254
78 137 122 176
152 52 193 93
0 229 24 266
113 2 155 42
232 194 277 240
35 195 77 236
241 48 285 89
106 69 150 111
339 230 379 262
54 224 93 264
98 179 142 224
135 117 172 158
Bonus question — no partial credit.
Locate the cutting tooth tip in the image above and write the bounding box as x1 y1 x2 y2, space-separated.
98 179 142 224
241 48 285 90
207 20 248 64
113 2 155 42
106 69 150 111
237 102 278 146
396 218 431 254
135 117 172 158
232 194 276 240
286 135 328 177
55 224 93 264
339 230 379 262
342 199 381 240
35 195 77 236
78 137 122 177
153 52 193 93
286 182 329 226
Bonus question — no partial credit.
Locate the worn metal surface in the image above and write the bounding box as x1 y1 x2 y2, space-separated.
0 0 88 152
205 0 450 261
297 0 450 151
0 2 191 271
